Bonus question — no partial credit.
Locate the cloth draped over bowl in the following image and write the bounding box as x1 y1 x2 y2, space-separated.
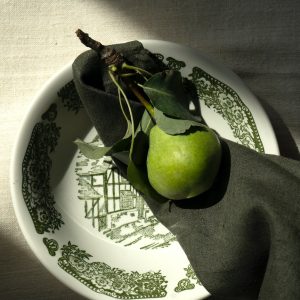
72 41 300 300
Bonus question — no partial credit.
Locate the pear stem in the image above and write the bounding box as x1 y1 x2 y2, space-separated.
122 62 152 77
76 29 155 120
76 28 124 67
109 70 135 159
76 29 105 52
122 77 154 118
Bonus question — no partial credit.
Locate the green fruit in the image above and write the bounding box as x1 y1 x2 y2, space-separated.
146 125 222 200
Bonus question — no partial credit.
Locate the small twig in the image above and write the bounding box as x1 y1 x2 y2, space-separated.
109 70 135 159
122 62 152 77
123 77 154 118
119 73 138 78
76 28 124 67
76 29 105 52
76 29 155 120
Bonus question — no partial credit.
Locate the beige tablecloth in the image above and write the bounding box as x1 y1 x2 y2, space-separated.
1 1 299 299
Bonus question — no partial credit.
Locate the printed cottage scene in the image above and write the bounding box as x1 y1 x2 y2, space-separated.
76 147 175 250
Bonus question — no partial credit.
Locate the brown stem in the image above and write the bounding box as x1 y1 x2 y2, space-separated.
76 29 124 67
76 29 155 120
123 77 154 118
76 29 104 52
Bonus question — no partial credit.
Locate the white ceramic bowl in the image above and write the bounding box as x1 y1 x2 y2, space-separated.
10 40 279 300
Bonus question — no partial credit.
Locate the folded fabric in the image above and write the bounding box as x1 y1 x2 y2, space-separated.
72 41 300 299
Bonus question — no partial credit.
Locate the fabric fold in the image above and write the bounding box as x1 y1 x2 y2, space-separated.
72 41 300 300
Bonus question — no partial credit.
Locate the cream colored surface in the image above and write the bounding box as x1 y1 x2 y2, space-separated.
1 1 299 299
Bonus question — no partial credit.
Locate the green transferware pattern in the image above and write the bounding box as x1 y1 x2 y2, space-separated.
57 80 83 113
75 55 264 249
174 265 201 293
22 103 64 234
165 57 186 70
43 237 59 256
58 242 168 299
158 54 264 153
76 148 176 250
189 67 264 152
22 51 265 297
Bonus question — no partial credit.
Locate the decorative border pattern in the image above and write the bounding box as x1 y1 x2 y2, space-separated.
157 54 264 153
22 103 64 234
57 80 83 113
189 67 264 152
166 57 186 70
21 81 83 234
43 237 59 256
174 265 201 293
57 241 168 299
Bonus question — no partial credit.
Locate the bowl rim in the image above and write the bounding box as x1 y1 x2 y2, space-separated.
9 39 279 299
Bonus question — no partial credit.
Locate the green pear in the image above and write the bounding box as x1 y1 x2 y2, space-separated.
146 125 222 200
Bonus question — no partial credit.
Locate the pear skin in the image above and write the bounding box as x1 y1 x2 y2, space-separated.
146 125 222 200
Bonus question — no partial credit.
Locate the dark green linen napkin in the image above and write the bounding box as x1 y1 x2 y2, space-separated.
72 41 300 299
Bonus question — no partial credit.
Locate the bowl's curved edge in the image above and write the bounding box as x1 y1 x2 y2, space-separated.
9 39 280 300
9 62 100 300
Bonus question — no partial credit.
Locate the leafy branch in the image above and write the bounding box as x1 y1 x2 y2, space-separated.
74 29 204 202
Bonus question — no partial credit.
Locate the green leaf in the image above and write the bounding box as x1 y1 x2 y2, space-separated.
124 118 133 139
74 136 131 160
112 151 130 165
117 89 133 140
142 70 199 121
109 137 132 154
154 108 203 135
74 139 111 160
138 110 155 136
